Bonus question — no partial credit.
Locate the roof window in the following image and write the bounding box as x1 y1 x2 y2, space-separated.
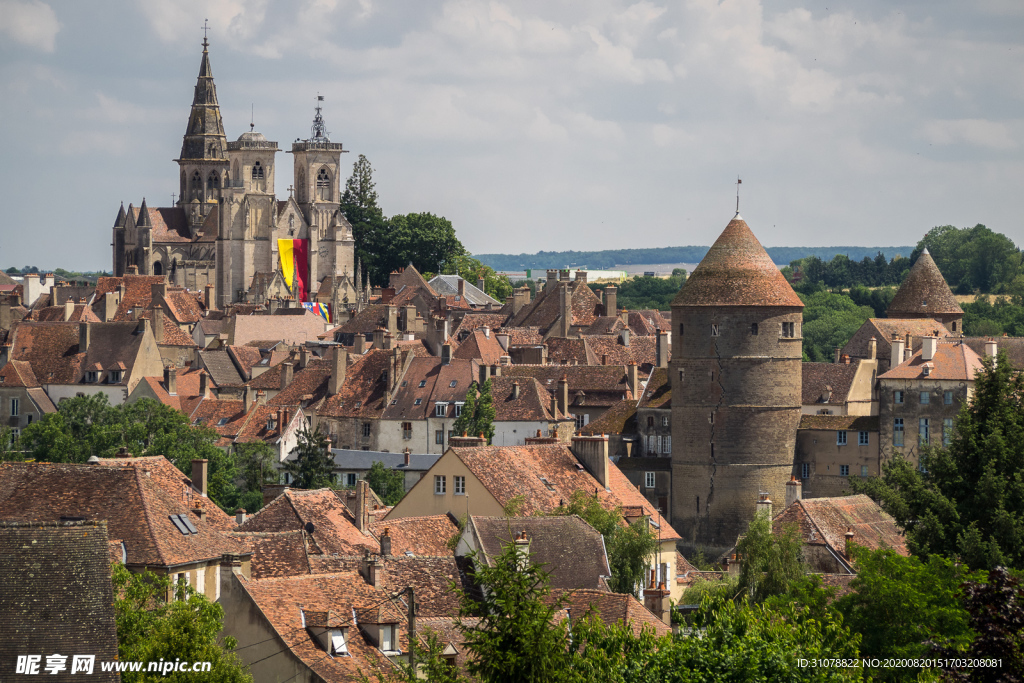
169 513 198 535
449 380 458 388
418 380 426 388
217 417 230 426
414 398 422 405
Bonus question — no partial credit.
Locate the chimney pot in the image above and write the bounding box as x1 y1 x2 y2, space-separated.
191 459 209 497
235 508 247 525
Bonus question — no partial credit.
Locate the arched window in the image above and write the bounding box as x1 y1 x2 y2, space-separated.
191 171 203 201
316 167 331 200
153 261 163 276
252 161 265 180
207 173 219 190
252 161 266 191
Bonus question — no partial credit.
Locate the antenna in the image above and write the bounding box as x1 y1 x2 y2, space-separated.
736 176 742 214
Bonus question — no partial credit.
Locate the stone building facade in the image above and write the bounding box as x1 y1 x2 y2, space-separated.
112 38 358 309
669 214 804 555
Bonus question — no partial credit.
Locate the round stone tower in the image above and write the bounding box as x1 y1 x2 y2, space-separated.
669 213 804 555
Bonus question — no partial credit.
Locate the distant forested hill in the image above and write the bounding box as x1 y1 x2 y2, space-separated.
476 246 916 271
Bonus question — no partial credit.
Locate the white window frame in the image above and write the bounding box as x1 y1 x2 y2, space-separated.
434 475 446 495
858 431 869 446
10 398 18 417
454 475 465 495
647 435 656 454
661 416 669 427
435 402 448 417
710 324 719 337
454 402 464 417
837 431 847 446
332 630 348 656
380 624 395 652
645 471 655 489
663 435 672 454
894 390 904 405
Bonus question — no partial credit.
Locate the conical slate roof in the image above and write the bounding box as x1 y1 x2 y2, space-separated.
178 40 227 161
114 203 126 228
887 248 962 318
672 214 803 308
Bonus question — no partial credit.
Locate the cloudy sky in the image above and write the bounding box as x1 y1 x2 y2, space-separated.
1 0 1022 271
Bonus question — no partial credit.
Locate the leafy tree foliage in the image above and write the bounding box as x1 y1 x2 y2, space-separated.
590 272 686 311
835 547 981 681
450 380 495 444
233 441 278 513
736 514 805 603
933 567 1024 682
341 154 388 285
789 252 909 290
282 424 335 490
798 288 876 363
112 564 251 682
962 294 1024 337
852 354 1024 570
364 460 406 506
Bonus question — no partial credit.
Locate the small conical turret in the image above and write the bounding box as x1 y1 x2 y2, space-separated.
114 202 126 228
137 198 152 227
887 248 962 320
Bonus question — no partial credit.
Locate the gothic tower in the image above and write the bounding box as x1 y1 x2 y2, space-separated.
670 213 804 555
175 36 229 216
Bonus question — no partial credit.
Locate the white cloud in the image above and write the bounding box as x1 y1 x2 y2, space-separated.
0 0 59 52
920 119 1018 150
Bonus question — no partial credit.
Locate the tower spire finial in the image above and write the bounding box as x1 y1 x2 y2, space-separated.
735 176 742 216
201 18 210 48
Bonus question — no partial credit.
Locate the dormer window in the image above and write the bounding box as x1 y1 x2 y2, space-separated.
435 402 448 417
380 624 397 653
86 371 98 383
267 418 277 430
331 629 348 655
414 398 422 406
108 370 122 384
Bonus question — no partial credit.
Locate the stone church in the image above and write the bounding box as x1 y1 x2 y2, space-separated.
111 37 360 309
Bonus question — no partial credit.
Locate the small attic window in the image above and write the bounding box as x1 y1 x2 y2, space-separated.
449 380 458 388
414 398 422 405
391 400 398 405
354 401 362 408
418 380 426 388
331 630 348 656
86 371 98 383
217 417 230 426
401 381 408 387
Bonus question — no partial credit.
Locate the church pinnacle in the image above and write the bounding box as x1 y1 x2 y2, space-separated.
177 36 227 161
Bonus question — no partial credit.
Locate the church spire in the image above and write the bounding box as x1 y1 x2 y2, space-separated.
178 37 227 161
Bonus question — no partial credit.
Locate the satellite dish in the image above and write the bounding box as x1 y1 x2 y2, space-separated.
304 522 315 535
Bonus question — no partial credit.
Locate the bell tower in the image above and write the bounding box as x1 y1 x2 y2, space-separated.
290 97 347 241
174 36 229 216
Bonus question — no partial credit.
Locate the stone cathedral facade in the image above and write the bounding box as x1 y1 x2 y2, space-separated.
111 38 359 309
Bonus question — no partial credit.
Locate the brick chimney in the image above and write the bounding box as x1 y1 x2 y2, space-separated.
626 362 639 398
191 459 209 497
199 371 210 398
557 374 569 415
449 433 487 447
329 347 347 395
79 322 91 353
513 530 530 568
755 492 773 519
643 571 672 625
354 333 366 355
570 434 609 489
354 480 370 533
604 285 617 316
164 365 177 396
281 362 294 390
785 475 802 508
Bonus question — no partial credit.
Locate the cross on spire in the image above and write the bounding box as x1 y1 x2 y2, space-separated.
735 176 742 214
201 19 210 47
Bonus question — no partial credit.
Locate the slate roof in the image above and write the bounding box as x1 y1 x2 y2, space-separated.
469 515 610 590
671 215 803 308
429 275 501 306
237 488 378 556
798 415 880 431
235 572 401 682
436 444 680 541
488 376 567 421
198 349 245 387
0 521 120 682
887 249 963 318
330 450 442 473
369 515 458 557
878 339 983 381
0 459 247 567
841 318 951 363
802 362 860 405
773 494 909 557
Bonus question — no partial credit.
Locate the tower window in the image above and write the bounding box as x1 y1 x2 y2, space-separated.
750 323 758 335
710 324 719 337
252 161 265 179
679 323 684 336
191 171 203 201
316 167 331 200
207 173 219 190
781 322 796 338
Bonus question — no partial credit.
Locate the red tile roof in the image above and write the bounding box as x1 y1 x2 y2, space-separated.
238 488 378 556
773 494 908 558
488 376 566 421
551 588 670 637
671 216 803 308
230 530 312 579
841 318 951 364
452 329 506 365
317 349 394 419
802 362 860 405
887 249 963 318
6 321 83 383
368 515 458 557
878 339 983 381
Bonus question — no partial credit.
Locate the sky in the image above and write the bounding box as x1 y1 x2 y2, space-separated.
1 0 1022 271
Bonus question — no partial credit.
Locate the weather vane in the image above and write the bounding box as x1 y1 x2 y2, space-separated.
736 176 742 214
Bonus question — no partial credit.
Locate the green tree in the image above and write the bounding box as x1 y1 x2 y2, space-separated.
736 513 805 603
441 253 513 302
451 380 494 444
917 224 1022 294
451 381 477 438
835 547 980 681
341 154 389 285
112 564 251 682
234 441 278 513
852 353 1024 570
389 212 467 279
799 289 876 363
364 461 406 506
283 424 335 490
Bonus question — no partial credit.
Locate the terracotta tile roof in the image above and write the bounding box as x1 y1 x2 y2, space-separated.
498 326 543 345
268 358 332 408
26 387 56 413
317 349 393 419
441 444 680 541
773 494 908 558
841 318 951 363
508 280 602 332
230 312 327 347
452 329 506 365
335 304 389 335
238 488 378 556
369 515 458 557
163 289 205 324
382 358 477 421
196 317 226 338
0 459 247 566
470 515 610 590
137 367 206 412
389 264 438 300
198 349 245 387
628 310 671 336
671 216 803 308
488 376 566 421
0 359 39 387
580 398 637 435
375 556 463 617
454 313 510 338
878 339 983 381
415 617 474 668
155 314 197 346
235 404 290 444
501 365 631 401
551 588 670 637
227 345 265 380
92 275 165 322
887 249 963 318
230 530 312 579
798 415 879 431
134 205 217 244
637 367 671 409
802 362 860 405
29 303 102 323
0 521 120 682
582 334 658 369
78 322 149 385
235 572 400 682
583 316 625 335
189 398 252 438
6 321 83 383
545 337 597 365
